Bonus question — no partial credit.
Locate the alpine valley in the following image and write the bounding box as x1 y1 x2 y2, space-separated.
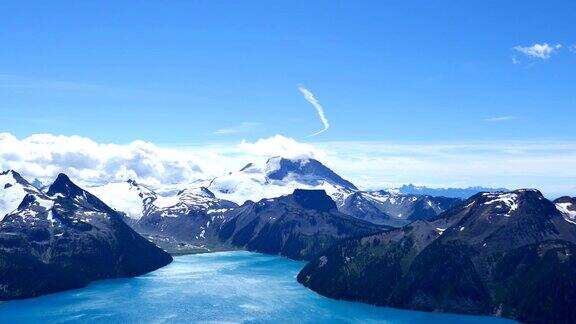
1 157 574 323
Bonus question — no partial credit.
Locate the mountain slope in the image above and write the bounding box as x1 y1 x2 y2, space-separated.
205 157 357 205
265 157 357 190
87 179 157 220
555 196 576 224
0 170 43 220
339 190 461 226
87 180 239 253
133 187 238 254
218 189 387 261
298 189 576 323
0 173 172 300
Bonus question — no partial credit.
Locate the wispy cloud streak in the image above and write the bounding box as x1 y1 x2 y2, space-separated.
485 116 518 122
298 86 329 136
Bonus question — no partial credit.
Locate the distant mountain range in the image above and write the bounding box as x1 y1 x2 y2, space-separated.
339 190 461 227
394 184 509 199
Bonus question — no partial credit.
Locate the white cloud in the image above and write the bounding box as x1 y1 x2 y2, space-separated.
513 43 562 59
512 56 520 65
2 132 576 197
570 44 576 54
485 116 518 122
0 133 204 188
298 86 330 136
237 134 326 160
214 122 261 135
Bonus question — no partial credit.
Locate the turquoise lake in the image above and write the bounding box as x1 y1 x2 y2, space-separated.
0 251 514 323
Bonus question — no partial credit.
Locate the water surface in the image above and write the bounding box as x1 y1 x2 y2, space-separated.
0 251 513 323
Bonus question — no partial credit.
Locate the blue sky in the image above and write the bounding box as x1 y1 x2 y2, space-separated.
1 1 576 196
1 1 575 145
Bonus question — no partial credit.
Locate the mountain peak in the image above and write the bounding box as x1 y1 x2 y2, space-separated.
31 178 44 189
47 173 83 197
459 188 547 217
239 163 255 172
178 186 216 198
292 189 337 212
265 157 358 190
0 170 30 187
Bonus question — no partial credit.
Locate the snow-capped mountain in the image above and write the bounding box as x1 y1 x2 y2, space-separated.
339 190 462 226
87 179 157 220
0 173 172 300
0 170 43 220
86 158 462 229
133 186 238 254
204 157 460 227
88 180 238 253
204 157 357 205
299 189 576 323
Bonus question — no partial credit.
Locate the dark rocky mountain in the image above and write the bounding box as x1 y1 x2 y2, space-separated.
218 189 387 261
339 190 461 227
0 173 172 300
298 189 576 323
397 184 509 199
133 187 238 254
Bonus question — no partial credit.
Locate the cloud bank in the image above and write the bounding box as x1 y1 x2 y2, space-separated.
0 133 204 188
298 86 330 136
1 132 576 197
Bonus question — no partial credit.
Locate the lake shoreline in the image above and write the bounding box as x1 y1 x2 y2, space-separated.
0 251 515 324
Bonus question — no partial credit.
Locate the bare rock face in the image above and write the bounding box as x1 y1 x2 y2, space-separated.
0 173 172 300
